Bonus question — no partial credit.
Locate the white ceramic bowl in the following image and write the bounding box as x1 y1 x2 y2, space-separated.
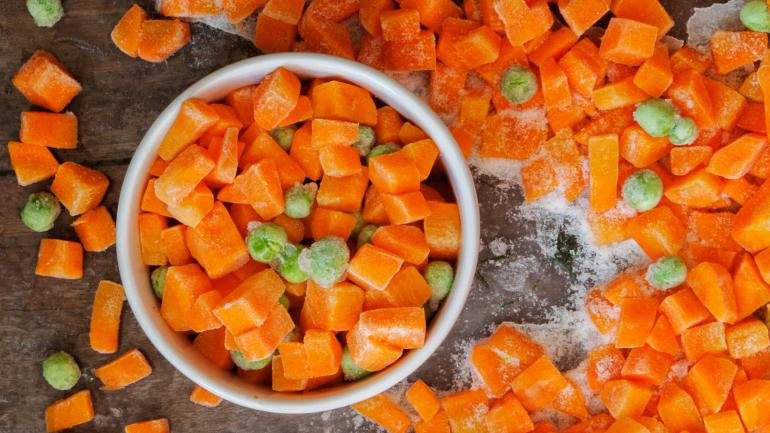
116 53 480 414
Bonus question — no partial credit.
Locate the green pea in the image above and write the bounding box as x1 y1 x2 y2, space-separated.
20 192 61 232
27 0 63 27
341 348 371 381
668 116 698 146
270 126 297 151
278 243 309 284
646 255 687 289
741 0 770 32
367 143 400 162
279 294 290 310
634 99 677 137
284 183 317 219
356 224 379 247
423 261 455 303
298 236 350 288
246 223 288 263
354 125 376 157
42 351 80 390
351 211 366 237
622 169 664 212
150 266 168 299
230 350 270 370
500 65 538 104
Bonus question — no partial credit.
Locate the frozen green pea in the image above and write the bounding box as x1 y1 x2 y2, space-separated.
150 266 168 299
27 0 63 27
298 236 350 287
354 125 376 157
622 169 664 212
668 116 698 146
742 0 770 32
278 243 309 284
634 99 677 137
357 224 379 247
20 192 61 232
646 255 687 289
246 223 288 263
500 66 538 104
284 183 317 219
341 348 371 381
351 211 366 237
279 294 290 310
230 350 270 370
270 126 297 151
42 351 80 390
423 261 455 303
367 143 400 162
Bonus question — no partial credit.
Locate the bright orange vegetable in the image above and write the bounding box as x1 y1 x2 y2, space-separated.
12 50 82 113
732 178 770 253
190 385 223 407
707 133 767 179
687 262 738 324
89 280 124 354
72 206 116 252
253 67 301 130
137 19 190 63
51 162 110 216
94 349 152 389
495 0 553 46
669 69 717 130
124 418 169 433
45 390 95 432
20 111 77 149
593 77 649 110
35 239 83 280
588 134 619 213
599 379 652 419
710 31 767 75
352 394 411 433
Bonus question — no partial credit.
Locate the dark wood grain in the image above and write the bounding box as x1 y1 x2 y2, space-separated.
0 1 719 432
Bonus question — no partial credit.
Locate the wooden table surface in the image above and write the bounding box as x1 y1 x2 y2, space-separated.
0 1 709 431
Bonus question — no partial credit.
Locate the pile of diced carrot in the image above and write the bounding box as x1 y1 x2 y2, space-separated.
139 65 461 393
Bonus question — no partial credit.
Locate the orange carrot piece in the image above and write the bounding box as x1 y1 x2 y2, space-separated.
495 0 553 46
633 43 672 98
316 169 369 213
310 118 359 149
588 134 619 213
240 131 305 189
600 379 652 419
186 202 249 278
348 243 404 291
352 394 412 433
12 50 82 113
7 141 59 186
89 280 125 354
254 14 297 54
190 385 223 407
687 262 738 324
137 19 191 63
360 0 395 37
311 80 378 126
592 77 649 110
309 207 357 240
599 18 657 66
51 162 110 216
160 264 212 331
222 0 264 23
707 133 767 180
111 4 148 57
380 8 421 42
620 125 670 168
669 69 717 130
157 99 219 161
20 111 77 149
234 304 295 361
682 321 728 362
72 206 116 252
94 349 152 390
253 67 301 130
400 0 462 31
616 297 659 348
124 418 169 433
138 212 168 266
35 239 83 280
372 225 430 265
187 290 223 332
45 390 95 432
706 78 748 132
213 268 285 335
406 380 441 422
611 0 673 36
670 145 712 176
487 392 536 433
511 355 569 411
711 31 767 75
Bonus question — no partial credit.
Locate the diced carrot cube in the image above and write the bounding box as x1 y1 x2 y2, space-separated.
368 152 421 195
138 213 168 266
658 382 704 433
646 315 681 356
621 345 674 386
111 4 147 58
218 160 285 220
311 80 378 126
734 254 770 320
160 0 220 17
406 380 441 422
436 17 480 69
540 58 572 111
374 106 403 144
318 145 361 177
352 393 412 433
685 354 738 415
137 19 191 63
360 0 395 37
51 162 109 216
588 134 619 213
316 169 368 213
278 95 312 127
528 27 578 67
193 327 233 369
452 25 501 69
213 268 285 335
621 125 670 169
633 43 672 98
166 182 214 228
380 191 431 225
72 206 116 252
687 262 738 324
682 321 727 362
400 0 462 31
558 0 609 35
659 288 711 336
380 8 420 42
124 418 170 433
706 78 748 132
599 18 657 66
586 345 625 392
12 50 82 112
520 156 558 203
670 45 711 74
585 289 620 334
383 30 437 72
665 167 724 208
159 99 219 162
187 290 223 332
253 67 301 130
45 390 94 432
289 123 322 181
240 133 305 190
309 207 357 240
346 320 403 371
348 244 404 291
707 133 767 180
486 392 534 433
156 145 215 207
299 13 355 58
558 38 606 99
160 263 212 331
160 225 191 266
733 379 770 431
611 0 673 36
198 104 243 146
310 118 359 149
593 77 649 110
278 341 309 379
7 141 59 186
495 0 553 46
262 0 304 25
35 238 83 280
616 297 658 348
372 225 430 265
20 111 77 149
423 201 461 259
190 385 223 407
234 304 295 361
626 205 686 259
711 31 767 75
669 69 717 130
357 307 426 349
600 379 652 419
442 389 490 433
363 186 390 225
733 178 770 253
303 329 342 377
428 64 467 116
222 0 264 23
670 145 712 176
692 212 742 252
469 344 518 398
510 355 568 411
726 320 770 359
305 281 364 331
94 349 152 389
704 410 746 433
89 280 124 354
365 265 432 309
186 202 249 278
254 13 297 54
724 177 759 205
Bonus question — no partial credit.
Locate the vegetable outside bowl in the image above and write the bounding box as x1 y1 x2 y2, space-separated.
116 53 480 414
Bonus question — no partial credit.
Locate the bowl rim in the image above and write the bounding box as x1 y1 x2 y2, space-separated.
116 52 480 414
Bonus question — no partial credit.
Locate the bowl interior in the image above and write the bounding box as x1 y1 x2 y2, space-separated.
116 53 480 414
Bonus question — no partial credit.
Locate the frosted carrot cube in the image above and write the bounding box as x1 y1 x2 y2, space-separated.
137 19 191 63
685 354 738 415
193 327 233 369
658 382 704 433
406 380 441 422
346 320 403 371
7 141 59 186
646 315 681 356
599 18 657 66
190 385 222 407
558 0 609 36
111 4 147 58
318 145 362 177
357 307 426 349
611 0 673 36
616 297 659 348
711 31 767 75
160 224 191 266
733 379 770 431
160 263 213 331
424 201 461 259
234 304 295 361
89 280 124 354
470 344 517 398
495 0 553 46
20 111 77 149
381 191 431 225
124 418 169 433
51 162 109 216
621 345 674 386
486 392 535 433
213 268 286 335
187 290 223 333
316 169 369 213
310 118 360 149
626 205 686 260
35 239 83 280
599 379 652 419
253 67 301 130
453 25 502 69
198 104 243 146
218 160 285 220
278 341 310 379
734 255 770 321
155 144 215 206
400 0 462 31
372 225 430 265
12 50 82 112
72 206 116 252
681 321 727 362
703 411 745 433
157 99 219 161
400 139 439 181
660 288 711 335
348 244 404 291
141 179 171 217
383 31 437 72
510 355 569 411
726 320 770 359
94 349 152 389
309 207 357 241
262 0 305 25
442 389 490 433
305 281 364 331
352 394 412 433
380 8 421 42
304 329 343 377
45 390 94 432
166 182 214 227
186 202 250 279
687 262 738 324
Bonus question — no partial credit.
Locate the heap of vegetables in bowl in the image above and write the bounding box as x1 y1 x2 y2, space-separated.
139 66 462 391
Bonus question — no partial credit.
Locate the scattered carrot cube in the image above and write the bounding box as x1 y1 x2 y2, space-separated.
711 31 767 75
442 389 490 433
89 280 124 354
558 0 609 36
190 385 222 407
137 19 191 63
94 349 152 390
72 206 116 252
685 354 738 415
599 379 652 419
253 67 301 130
111 4 148 58
124 418 169 433
681 321 727 362
45 390 95 432
726 320 770 359
616 297 659 348
352 393 412 433
51 162 110 216
7 141 59 186
511 355 569 411
687 262 738 324
35 239 83 280
12 50 82 112
20 111 77 149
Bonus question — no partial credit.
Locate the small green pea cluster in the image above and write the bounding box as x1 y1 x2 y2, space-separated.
634 99 698 145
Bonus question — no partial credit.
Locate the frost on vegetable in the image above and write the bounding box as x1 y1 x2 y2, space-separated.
633 99 677 137
27 0 63 28
646 255 687 289
622 169 664 212
278 243 308 284
354 125 376 157
246 223 288 263
668 116 698 146
21 191 61 232
298 236 350 287
341 348 371 381
423 261 455 303
42 351 81 390
284 183 317 219
500 65 538 104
